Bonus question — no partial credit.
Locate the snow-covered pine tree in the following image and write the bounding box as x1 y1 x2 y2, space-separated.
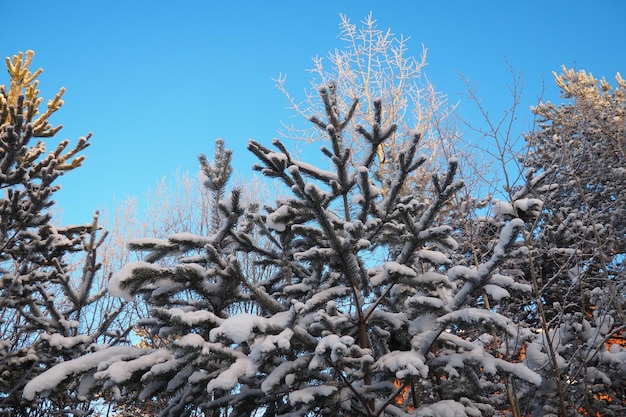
200 138 233 235
0 51 126 416
26 85 541 416
518 68 626 416
525 68 625 323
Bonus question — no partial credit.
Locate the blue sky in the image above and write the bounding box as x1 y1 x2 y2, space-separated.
4 0 625 225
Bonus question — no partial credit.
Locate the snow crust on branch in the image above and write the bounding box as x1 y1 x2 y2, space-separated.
374 350 428 379
288 385 338 406
207 357 256 392
23 346 149 400
209 311 292 344
108 261 158 301
40 333 93 349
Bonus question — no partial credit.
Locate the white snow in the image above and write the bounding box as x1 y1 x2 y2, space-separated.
418 271 454 288
302 286 351 313
206 357 256 392
292 160 339 183
374 351 429 379
23 346 146 400
209 311 291 344
514 198 543 214
150 279 180 297
497 219 524 247
406 295 445 310
447 266 477 282
249 328 293 362
311 334 355 365
267 151 288 165
261 356 310 393
369 261 419 286
142 357 180 381
284 282 313 293
418 249 451 266
96 349 173 384
494 356 542 385
483 284 510 301
288 385 337 405
266 204 291 232
415 399 470 417
128 237 169 247
384 261 417 277
366 310 407 329
351 193 365 204
303 182 331 201
488 274 531 293
168 232 214 246
168 307 223 327
523 342 550 371
492 200 515 218
355 166 382 198
437 308 512 332
108 261 159 301
176 333 206 348
41 333 92 349
210 314 260 343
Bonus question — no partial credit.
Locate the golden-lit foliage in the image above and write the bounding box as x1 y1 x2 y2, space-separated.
1 50 91 172
2 50 64 137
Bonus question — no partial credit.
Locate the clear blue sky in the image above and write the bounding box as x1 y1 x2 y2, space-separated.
4 0 625 225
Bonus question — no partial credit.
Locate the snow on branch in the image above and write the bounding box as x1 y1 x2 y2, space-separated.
23 346 152 400
437 308 516 336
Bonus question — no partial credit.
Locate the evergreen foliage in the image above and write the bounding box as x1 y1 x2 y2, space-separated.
518 68 626 416
7 19 626 417
0 51 125 416
28 86 543 417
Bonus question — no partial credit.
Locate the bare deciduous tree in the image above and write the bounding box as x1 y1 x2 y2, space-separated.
276 13 461 197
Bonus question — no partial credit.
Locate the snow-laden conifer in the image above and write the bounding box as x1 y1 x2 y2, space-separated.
0 51 127 416
518 68 626 416
28 85 544 416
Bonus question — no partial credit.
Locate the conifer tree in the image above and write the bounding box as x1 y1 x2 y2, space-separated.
27 85 542 416
517 68 626 416
200 138 233 234
0 51 125 415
